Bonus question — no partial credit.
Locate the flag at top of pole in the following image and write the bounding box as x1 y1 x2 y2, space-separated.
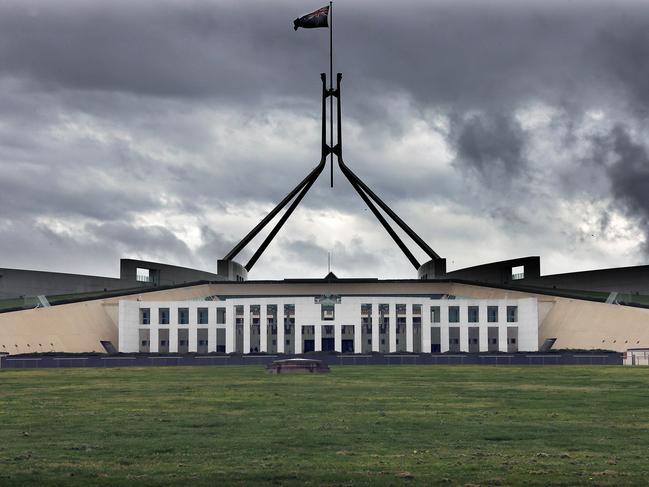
293 6 329 30
294 3 335 188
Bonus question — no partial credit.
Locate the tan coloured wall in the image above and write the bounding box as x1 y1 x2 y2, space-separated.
0 284 214 355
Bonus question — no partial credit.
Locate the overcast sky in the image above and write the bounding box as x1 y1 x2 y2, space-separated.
1 0 649 280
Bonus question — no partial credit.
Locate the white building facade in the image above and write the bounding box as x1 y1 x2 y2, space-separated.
118 295 538 354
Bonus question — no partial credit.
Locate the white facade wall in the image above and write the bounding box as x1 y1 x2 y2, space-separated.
118 296 538 353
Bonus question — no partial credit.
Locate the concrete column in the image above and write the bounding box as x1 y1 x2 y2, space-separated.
260 305 268 353
149 323 159 353
334 324 342 352
243 304 251 354
295 324 302 354
169 304 179 353
479 304 488 352
371 306 380 352
277 308 285 354
406 304 414 353
207 307 217 353
188 306 198 353
118 301 139 353
498 324 508 352
315 325 322 352
422 304 431 353
440 324 449 353
354 323 362 354
459 324 469 352
225 304 235 353
499 304 508 352
388 303 397 353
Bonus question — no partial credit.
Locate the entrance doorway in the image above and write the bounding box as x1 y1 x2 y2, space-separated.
321 337 335 351
342 339 354 353
303 339 315 353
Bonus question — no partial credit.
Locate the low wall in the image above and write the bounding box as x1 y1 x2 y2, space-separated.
0 352 622 369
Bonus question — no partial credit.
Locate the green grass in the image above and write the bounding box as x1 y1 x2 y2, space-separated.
1 365 648 486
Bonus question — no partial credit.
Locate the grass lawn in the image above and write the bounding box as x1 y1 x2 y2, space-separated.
1 365 648 486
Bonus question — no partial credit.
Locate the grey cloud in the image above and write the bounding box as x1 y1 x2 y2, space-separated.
595 23 649 114
592 124 649 255
451 112 528 189
1 0 648 278
282 236 382 275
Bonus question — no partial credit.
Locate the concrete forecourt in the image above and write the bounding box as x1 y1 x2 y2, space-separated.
1 365 648 486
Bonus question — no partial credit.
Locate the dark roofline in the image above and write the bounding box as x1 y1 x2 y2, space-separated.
3 275 649 314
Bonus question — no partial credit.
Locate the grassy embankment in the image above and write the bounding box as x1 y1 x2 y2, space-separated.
1 365 648 486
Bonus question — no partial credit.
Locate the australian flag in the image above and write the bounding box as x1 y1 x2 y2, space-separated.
294 6 329 31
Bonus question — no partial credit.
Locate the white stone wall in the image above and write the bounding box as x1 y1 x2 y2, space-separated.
118 296 538 353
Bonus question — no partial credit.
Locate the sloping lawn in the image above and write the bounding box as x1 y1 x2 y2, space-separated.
1 365 648 486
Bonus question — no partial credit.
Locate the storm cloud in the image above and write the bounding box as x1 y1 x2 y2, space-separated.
1 0 648 279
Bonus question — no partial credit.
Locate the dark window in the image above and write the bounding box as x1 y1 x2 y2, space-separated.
160 340 167 346
179 340 186 346
141 340 148 346
449 306 460 323
178 308 189 325
140 308 150 325
159 308 170 325
507 306 518 323
487 306 498 322
198 308 209 325
216 308 226 324
431 306 441 323
468 306 479 323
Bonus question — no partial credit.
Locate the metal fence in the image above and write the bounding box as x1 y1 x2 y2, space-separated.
0 352 622 369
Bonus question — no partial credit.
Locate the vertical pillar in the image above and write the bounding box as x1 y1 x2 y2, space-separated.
499 324 508 352
440 324 449 353
260 304 268 353
295 324 302 354
371 305 380 352
354 323 362 354
225 304 235 353
406 304 414 353
188 306 198 353
499 304 508 352
388 303 397 353
169 304 179 353
149 324 159 353
207 306 217 353
479 304 488 352
277 306 285 354
459 324 469 352
243 304 251 354
334 324 342 352
315 325 322 352
422 304 431 353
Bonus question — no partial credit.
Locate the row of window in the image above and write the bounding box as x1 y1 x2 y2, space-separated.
439 305 518 323
139 305 519 325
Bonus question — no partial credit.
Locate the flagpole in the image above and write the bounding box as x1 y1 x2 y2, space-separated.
329 1 333 188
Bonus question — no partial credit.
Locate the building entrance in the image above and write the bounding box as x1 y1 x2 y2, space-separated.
303 339 315 353
322 337 335 351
